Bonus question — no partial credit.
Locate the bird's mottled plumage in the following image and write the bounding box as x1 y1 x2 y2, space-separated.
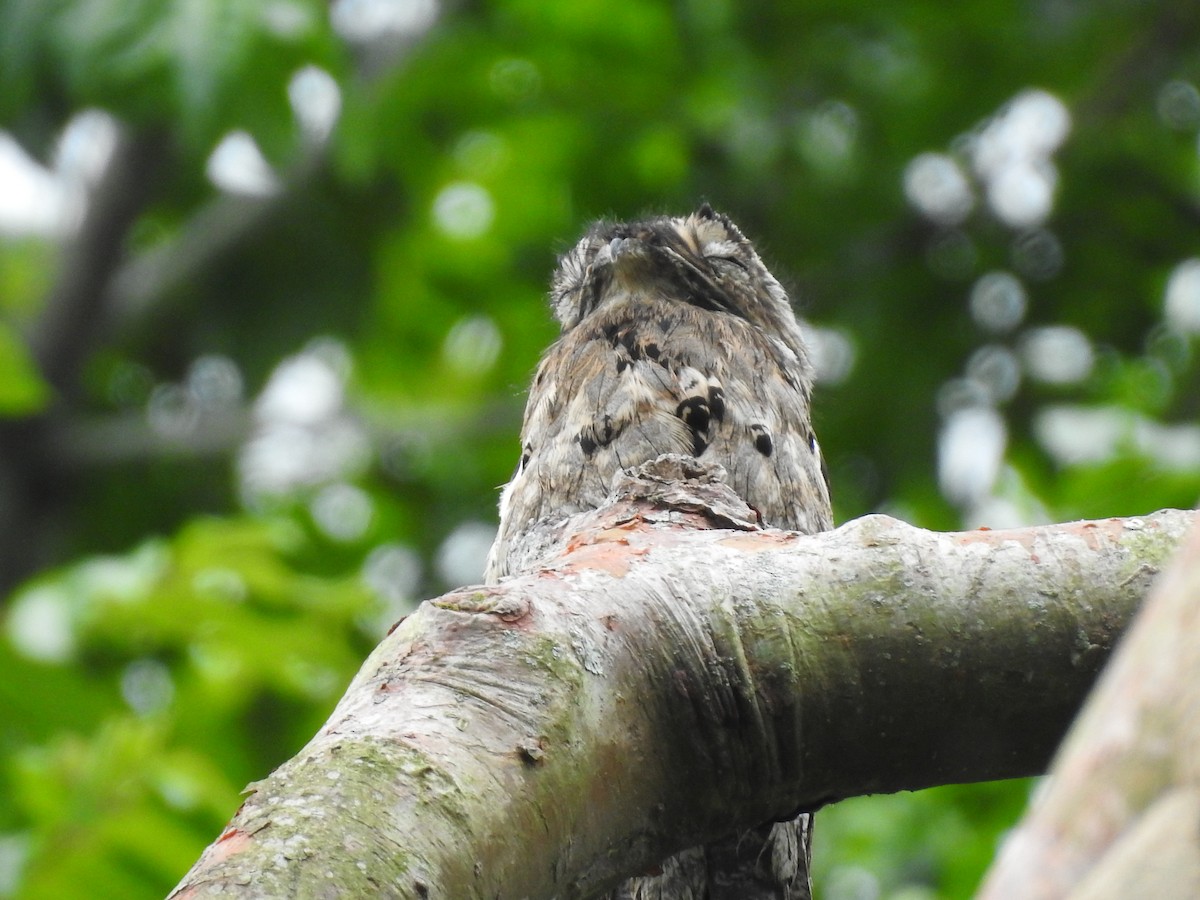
486 205 831 898
487 205 831 581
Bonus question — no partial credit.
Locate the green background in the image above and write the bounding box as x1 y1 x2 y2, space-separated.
1 1 1198 897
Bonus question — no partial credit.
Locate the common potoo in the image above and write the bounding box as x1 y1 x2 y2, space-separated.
486 205 832 899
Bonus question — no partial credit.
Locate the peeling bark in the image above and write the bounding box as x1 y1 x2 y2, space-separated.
171 459 1193 899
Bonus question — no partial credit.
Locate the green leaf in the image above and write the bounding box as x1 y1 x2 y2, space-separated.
0 320 49 414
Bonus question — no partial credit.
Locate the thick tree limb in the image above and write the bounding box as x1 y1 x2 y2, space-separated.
170 459 1192 899
978 517 1200 899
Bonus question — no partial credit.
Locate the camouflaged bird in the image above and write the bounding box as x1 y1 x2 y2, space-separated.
485 205 832 899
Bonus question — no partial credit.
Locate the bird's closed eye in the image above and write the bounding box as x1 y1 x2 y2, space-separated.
708 255 748 271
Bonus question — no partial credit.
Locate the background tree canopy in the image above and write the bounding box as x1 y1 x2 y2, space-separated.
1 2 1198 897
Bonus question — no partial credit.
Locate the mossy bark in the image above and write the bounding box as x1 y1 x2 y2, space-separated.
171 462 1192 899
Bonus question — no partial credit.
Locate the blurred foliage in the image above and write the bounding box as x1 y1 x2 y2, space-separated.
1 1 1199 897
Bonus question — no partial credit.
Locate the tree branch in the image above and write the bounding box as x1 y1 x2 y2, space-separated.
29 127 167 396
169 458 1192 899
0 128 167 595
978 516 1200 899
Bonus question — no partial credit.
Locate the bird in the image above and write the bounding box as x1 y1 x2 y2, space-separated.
485 204 832 899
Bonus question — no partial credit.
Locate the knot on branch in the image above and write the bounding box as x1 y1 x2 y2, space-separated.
608 454 761 531
431 587 530 622
494 455 762 579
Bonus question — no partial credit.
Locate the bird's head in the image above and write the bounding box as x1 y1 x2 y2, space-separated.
549 205 802 348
